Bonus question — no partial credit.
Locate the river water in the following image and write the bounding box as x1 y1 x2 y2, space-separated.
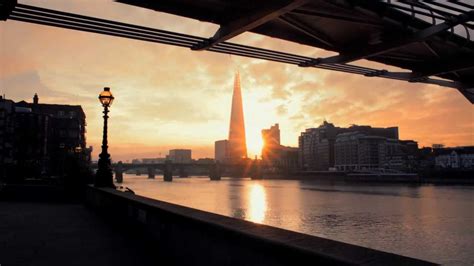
121 174 473 265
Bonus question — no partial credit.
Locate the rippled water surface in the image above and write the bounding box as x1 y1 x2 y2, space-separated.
121 174 474 265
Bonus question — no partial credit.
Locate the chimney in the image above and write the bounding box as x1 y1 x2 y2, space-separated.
33 93 39 104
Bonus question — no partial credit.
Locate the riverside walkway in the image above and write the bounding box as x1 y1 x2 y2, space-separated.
0 201 165 266
0 186 437 266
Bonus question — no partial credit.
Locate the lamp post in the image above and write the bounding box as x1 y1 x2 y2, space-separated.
95 87 115 188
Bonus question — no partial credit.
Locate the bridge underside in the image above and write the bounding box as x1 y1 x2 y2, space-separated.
117 0 474 103
2 0 474 102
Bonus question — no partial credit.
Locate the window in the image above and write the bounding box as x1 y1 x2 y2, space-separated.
68 130 78 138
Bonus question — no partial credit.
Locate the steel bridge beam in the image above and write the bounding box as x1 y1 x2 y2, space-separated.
278 14 334 48
3 3 473 104
192 0 309 50
0 0 16 20
412 56 474 80
289 9 382 27
308 10 474 66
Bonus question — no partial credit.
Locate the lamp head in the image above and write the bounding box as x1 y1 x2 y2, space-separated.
99 87 114 107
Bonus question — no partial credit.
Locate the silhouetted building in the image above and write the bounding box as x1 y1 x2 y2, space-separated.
269 146 299 172
142 158 166 164
0 96 15 179
196 158 214 164
12 105 50 178
348 124 398 139
262 123 280 145
299 121 399 171
434 146 474 169
334 132 417 172
0 94 90 181
399 140 419 171
168 149 192 163
261 123 298 172
227 72 247 162
400 140 419 155
298 121 343 170
432 144 445 149
215 139 229 162
334 132 388 171
261 123 280 161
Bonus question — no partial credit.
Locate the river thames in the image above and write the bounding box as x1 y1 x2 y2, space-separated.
121 174 473 265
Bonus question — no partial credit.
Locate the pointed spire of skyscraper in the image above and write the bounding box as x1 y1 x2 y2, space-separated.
228 71 247 161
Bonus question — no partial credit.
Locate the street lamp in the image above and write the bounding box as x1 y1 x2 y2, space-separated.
95 87 115 188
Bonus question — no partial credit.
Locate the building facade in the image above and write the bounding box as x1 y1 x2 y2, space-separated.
0 96 15 179
214 139 229 162
214 72 248 164
298 121 344 170
141 158 166 164
261 123 298 172
168 149 192 163
299 121 401 171
261 123 280 161
334 132 417 172
335 133 388 171
434 146 474 169
227 72 247 162
0 94 90 181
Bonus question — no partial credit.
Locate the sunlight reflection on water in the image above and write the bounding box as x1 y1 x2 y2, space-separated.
248 183 267 223
121 175 474 265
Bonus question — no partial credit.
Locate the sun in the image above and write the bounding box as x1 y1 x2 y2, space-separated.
246 133 263 159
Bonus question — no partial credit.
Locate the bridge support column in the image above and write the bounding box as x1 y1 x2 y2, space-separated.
209 162 221 181
179 167 188 178
147 167 156 179
115 161 123 183
163 160 173 182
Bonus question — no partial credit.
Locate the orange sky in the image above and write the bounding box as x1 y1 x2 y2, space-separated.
1 0 473 161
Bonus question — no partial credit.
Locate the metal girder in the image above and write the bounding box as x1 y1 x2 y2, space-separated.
289 9 383 27
192 0 309 50
366 71 462 87
5 3 474 104
278 14 334 48
411 56 474 80
305 10 474 66
0 0 16 20
457 87 474 104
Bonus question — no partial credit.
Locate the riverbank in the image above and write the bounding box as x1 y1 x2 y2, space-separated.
121 174 474 265
86 186 436 265
0 183 436 265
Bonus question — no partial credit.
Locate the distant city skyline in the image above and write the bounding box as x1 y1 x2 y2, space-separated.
1 1 473 161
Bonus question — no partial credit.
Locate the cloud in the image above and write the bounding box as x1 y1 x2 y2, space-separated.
0 70 91 104
276 104 288 116
2 1 472 160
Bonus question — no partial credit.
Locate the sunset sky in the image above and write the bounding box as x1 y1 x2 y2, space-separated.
1 0 473 161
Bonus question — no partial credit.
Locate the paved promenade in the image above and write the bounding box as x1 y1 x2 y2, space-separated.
0 202 164 266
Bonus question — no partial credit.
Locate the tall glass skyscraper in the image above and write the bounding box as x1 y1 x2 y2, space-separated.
228 72 247 161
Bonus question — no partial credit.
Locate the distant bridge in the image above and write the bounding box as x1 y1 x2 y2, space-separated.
90 161 262 182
